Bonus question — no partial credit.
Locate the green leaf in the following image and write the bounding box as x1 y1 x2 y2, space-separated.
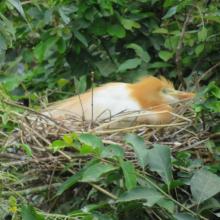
118 58 142 72
199 198 220 214
73 30 88 47
34 36 58 62
107 24 126 38
58 7 71 24
56 170 83 196
0 35 7 51
20 144 32 157
74 75 87 94
164 36 179 50
81 162 117 182
57 78 69 88
90 20 107 36
125 134 148 169
148 62 172 69
51 140 66 152
118 187 163 207
148 144 173 186
63 134 73 145
190 169 220 204
159 50 174 61
120 18 140 31
195 44 204 56
163 6 177 19
206 101 220 112
174 213 197 220
78 134 104 149
120 160 137 190
57 38 66 54
21 204 45 220
8 0 27 21
2 74 24 91
95 60 117 77
153 28 169 34
157 199 175 214
126 43 150 63
208 82 220 98
101 144 124 159
198 27 208 42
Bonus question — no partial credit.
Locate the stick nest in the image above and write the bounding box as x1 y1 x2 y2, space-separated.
1 101 214 211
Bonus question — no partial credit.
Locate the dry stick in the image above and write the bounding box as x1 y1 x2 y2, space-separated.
93 110 191 132
77 93 85 123
90 71 95 129
22 122 72 161
1 99 71 132
195 60 220 88
93 100 193 131
176 9 193 87
90 183 117 200
38 212 81 220
20 123 118 200
177 138 209 152
2 183 62 196
93 122 187 135
93 110 166 131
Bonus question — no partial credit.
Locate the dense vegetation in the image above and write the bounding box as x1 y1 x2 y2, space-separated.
0 0 220 220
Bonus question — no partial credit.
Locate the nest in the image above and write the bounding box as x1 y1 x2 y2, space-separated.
3 101 212 165
1 100 213 211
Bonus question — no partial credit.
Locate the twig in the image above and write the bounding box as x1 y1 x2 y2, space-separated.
2 183 61 196
0 152 25 160
90 183 118 200
176 9 193 87
77 94 85 122
93 122 187 134
195 61 220 88
177 138 209 152
1 99 70 132
89 71 95 129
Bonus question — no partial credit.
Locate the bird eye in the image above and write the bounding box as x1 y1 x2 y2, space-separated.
161 88 171 94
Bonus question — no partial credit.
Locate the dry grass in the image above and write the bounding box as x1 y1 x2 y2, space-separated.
0 100 213 211
2 100 211 167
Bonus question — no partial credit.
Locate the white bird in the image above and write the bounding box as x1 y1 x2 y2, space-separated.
42 76 195 124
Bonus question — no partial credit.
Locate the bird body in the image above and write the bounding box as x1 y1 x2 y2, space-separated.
43 76 195 124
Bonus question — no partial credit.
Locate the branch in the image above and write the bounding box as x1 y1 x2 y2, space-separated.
195 61 220 88
175 9 193 87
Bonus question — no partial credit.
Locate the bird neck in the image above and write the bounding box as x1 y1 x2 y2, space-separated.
128 80 164 109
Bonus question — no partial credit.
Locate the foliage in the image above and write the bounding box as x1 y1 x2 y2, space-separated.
0 0 220 103
194 81 220 114
0 0 220 220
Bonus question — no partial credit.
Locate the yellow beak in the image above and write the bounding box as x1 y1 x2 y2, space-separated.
171 90 195 100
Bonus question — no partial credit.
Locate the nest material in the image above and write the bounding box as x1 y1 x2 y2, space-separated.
4 101 211 164
1 101 214 209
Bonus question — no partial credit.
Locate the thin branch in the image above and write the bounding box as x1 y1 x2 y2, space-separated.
1 99 70 132
77 94 85 122
89 71 95 129
195 61 220 88
93 122 187 135
176 9 193 87
2 183 61 196
90 183 118 200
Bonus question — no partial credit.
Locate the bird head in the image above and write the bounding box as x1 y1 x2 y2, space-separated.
159 76 195 104
130 76 195 108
